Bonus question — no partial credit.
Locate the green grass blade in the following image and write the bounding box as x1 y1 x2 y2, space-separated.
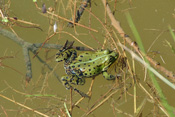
64 102 71 117
168 25 175 42
125 12 174 116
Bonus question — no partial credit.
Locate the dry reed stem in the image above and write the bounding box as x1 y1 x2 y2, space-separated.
111 104 133 117
1 64 24 76
0 105 8 117
87 77 95 96
33 33 56 58
0 55 14 60
101 0 175 81
89 83 117 110
69 87 73 116
8 17 40 27
86 89 120 116
58 31 94 50
40 72 49 94
134 81 136 113
111 103 117 117
4 81 28 96
60 108 67 116
0 94 49 117
73 0 77 26
139 83 169 116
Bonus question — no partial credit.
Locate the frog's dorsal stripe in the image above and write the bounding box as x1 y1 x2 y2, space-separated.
74 54 109 65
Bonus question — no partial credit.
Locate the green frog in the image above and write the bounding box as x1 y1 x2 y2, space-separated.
56 41 119 97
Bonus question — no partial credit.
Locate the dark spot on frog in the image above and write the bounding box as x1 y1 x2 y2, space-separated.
84 63 86 65
73 52 77 55
89 58 92 60
90 73 92 75
65 52 68 55
80 55 83 57
79 59 82 62
88 65 91 67
89 69 91 71
76 80 79 85
93 62 95 64
85 53 89 54
84 73 87 75
78 65 80 67
72 65 75 68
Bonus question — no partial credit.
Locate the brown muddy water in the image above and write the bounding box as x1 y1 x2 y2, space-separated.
0 0 175 116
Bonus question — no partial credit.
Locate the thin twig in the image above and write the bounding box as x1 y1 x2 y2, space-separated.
86 89 120 116
0 94 49 117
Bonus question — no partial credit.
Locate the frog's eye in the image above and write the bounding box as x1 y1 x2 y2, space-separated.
56 53 63 62
104 49 110 54
113 52 119 58
105 56 110 61
107 56 115 62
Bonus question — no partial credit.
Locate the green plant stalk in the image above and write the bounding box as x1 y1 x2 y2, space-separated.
125 12 174 116
64 102 71 117
168 25 175 42
165 40 175 54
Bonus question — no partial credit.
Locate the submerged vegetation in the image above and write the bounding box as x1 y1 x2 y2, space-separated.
0 0 175 116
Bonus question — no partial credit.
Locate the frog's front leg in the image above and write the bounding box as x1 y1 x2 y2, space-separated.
61 75 85 89
102 71 116 80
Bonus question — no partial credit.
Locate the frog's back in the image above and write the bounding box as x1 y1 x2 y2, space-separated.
68 50 109 77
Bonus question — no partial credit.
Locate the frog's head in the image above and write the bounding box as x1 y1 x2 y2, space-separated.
55 49 70 62
104 50 119 65
56 40 74 62
110 51 119 63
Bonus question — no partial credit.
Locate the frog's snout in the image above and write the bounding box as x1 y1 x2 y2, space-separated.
112 52 119 58
115 53 119 57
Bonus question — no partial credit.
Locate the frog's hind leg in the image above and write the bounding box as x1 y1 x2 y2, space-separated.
61 75 88 97
102 71 116 80
61 75 72 89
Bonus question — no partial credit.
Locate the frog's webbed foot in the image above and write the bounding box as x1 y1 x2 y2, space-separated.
70 76 86 85
102 71 116 80
61 75 89 98
61 75 85 87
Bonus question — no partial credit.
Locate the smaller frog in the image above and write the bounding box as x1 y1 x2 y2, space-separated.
56 41 119 97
